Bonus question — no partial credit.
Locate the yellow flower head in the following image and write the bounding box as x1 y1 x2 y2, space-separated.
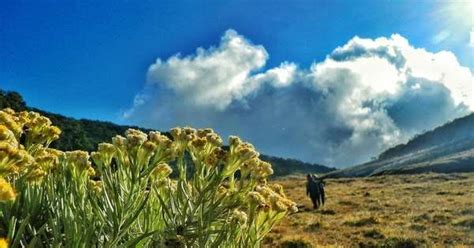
149 131 173 148
171 127 196 142
24 168 47 183
0 177 16 201
251 161 274 179
27 111 40 120
197 129 222 146
255 185 274 198
17 112 62 146
269 183 285 197
231 209 248 225
204 147 227 167
17 111 30 124
190 137 207 149
240 158 259 174
170 127 182 140
0 238 8 248
65 151 91 172
170 127 196 156
217 185 228 197
92 143 116 168
142 140 157 153
0 142 24 175
236 145 259 161
0 125 17 147
280 197 298 213
90 152 102 165
0 142 18 157
0 111 22 138
44 126 61 140
35 148 62 171
33 116 52 127
98 143 116 155
87 166 96 177
228 136 242 147
247 191 267 206
268 194 288 212
125 129 148 148
112 135 127 148
2 108 15 115
152 162 173 179
196 128 213 138
89 180 103 193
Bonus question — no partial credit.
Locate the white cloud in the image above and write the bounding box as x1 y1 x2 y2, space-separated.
402 48 474 109
306 34 473 164
145 29 296 111
328 34 474 110
252 62 298 88
125 30 473 167
309 56 403 157
432 30 451 44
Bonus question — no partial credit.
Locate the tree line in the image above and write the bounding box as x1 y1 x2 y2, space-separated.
0 89 334 176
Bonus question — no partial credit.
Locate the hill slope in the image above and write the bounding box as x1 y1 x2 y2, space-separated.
326 113 474 178
0 89 334 176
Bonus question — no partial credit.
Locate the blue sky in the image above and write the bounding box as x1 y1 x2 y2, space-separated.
1 0 473 166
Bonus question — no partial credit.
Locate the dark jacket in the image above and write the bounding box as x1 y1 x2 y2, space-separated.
306 174 325 209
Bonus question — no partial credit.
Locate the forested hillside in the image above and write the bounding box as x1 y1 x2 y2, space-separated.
0 89 151 151
1 89 334 176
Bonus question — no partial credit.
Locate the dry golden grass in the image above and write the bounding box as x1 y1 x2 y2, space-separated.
265 173 474 247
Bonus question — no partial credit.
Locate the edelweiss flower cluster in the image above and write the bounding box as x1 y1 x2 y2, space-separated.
0 108 64 196
0 108 296 247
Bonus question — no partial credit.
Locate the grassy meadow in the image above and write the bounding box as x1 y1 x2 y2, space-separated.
265 173 474 247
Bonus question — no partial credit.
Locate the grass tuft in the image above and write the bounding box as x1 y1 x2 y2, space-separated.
377 237 419 248
409 224 426 232
338 200 359 206
319 209 336 215
304 222 322 232
279 239 313 248
431 214 451 224
363 229 385 239
452 217 474 230
344 216 379 227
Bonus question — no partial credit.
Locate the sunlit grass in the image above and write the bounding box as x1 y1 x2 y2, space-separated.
265 173 474 247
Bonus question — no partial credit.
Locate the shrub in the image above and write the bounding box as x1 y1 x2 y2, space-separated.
0 108 297 247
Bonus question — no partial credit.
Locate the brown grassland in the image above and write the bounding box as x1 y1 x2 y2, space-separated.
265 173 474 248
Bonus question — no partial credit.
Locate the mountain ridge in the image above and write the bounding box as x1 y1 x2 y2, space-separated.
326 112 474 178
0 89 335 177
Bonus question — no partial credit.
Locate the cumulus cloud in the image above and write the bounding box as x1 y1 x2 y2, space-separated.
125 30 473 167
328 34 473 109
144 30 296 111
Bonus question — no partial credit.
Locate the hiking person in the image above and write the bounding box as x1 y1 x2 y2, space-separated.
306 174 325 209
